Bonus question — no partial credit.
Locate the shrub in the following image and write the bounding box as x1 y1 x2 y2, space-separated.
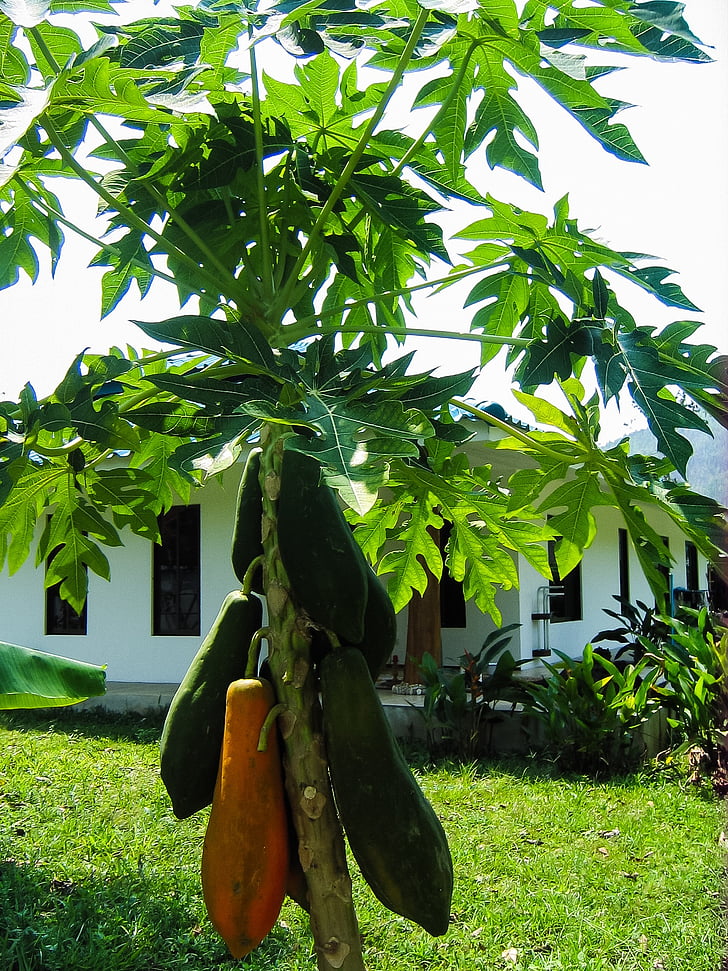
643 608 728 783
592 596 671 663
419 625 526 759
521 643 660 775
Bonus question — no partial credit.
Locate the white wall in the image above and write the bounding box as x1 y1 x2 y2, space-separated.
0 469 242 684
0 458 711 684
515 504 710 668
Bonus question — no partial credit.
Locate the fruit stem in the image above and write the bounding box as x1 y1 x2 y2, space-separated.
246 626 272 678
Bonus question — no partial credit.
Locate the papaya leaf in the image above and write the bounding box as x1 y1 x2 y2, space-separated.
132 315 277 371
519 316 598 389
593 326 712 474
378 499 444 611
398 369 476 411
536 473 614 577
84 467 162 540
286 393 433 514
124 401 219 437
91 230 155 318
43 533 110 614
0 641 106 709
617 263 701 312
630 1 704 46
0 462 70 575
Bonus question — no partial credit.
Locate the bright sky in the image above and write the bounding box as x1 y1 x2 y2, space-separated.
1 0 726 444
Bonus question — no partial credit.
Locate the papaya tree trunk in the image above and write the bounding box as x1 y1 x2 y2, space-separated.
405 526 442 684
258 423 366 971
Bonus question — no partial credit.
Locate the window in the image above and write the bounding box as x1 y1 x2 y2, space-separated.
153 505 201 635
547 540 582 623
45 523 87 635
439 522 466 629
708 564 728 614
618 528 630 604
685 541 699 592
657 536 671 613
46 574 87 635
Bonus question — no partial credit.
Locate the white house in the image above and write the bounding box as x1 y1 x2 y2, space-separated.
0 427 717 696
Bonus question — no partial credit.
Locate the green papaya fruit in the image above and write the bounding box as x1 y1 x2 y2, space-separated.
160 590 263 819
277 449 368 644
345 568 397 680
231 448 264 593
321 647 453 936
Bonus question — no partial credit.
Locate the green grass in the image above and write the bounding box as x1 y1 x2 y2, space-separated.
0 709 725 971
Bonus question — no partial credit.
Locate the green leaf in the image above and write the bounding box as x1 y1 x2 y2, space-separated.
143 371 281 410
85 468 162 540
50 57 193 125
619 263 701 312
630 2 704 46
124 401 219 437
90 230 155 318
27 21 83 73
0 641 106 709
399 369 476 411
378 499 443 611
537 473 613 576
132 315 277 371
520 316 597 388
465 44 542 188
44 532 110 614
286 393 434 514
0 462 69 575
594 326 712 474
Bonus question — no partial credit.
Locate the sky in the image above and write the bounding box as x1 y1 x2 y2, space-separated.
0 1 726 442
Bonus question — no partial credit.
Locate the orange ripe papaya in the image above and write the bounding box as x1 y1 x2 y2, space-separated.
201 678 288 959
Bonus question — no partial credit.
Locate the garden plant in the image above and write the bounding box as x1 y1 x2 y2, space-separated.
419 624 526 759
0 0 727 967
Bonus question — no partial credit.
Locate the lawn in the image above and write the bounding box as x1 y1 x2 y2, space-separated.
0 709 725 971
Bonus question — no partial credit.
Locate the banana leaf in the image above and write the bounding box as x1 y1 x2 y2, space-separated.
0 641 106 709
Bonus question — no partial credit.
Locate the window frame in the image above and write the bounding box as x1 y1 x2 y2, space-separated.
45 519 88 636
152 505 202 636
618 528 630 604
438 521 467 629
685 541 699 592
547 540 582 624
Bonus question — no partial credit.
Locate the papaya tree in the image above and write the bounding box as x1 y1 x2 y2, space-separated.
0 0 726 967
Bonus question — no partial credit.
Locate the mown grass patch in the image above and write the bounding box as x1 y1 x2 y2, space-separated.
1 710 725 970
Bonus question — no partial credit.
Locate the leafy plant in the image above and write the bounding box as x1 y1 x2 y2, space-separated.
0 641 106 709
419 624 525 758
521 643 660 775
592 596 672 663
643 608 728 780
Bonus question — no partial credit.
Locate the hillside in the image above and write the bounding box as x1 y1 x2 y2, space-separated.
624 416 728 508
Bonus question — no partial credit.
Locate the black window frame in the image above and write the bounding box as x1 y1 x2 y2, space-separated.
618 528 630 604
657 536 671 613
45 520 88 636
685 541 699 592
152 505 201 636
438 521 467 629
547 540 582 623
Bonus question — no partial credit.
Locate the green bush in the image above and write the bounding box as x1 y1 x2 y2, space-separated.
521 644 660 775
643 608 728 780
419 625 526 759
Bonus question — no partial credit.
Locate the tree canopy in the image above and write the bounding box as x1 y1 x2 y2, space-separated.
0 0 726 616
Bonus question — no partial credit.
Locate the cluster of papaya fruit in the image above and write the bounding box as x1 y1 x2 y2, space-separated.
159 447 453 959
